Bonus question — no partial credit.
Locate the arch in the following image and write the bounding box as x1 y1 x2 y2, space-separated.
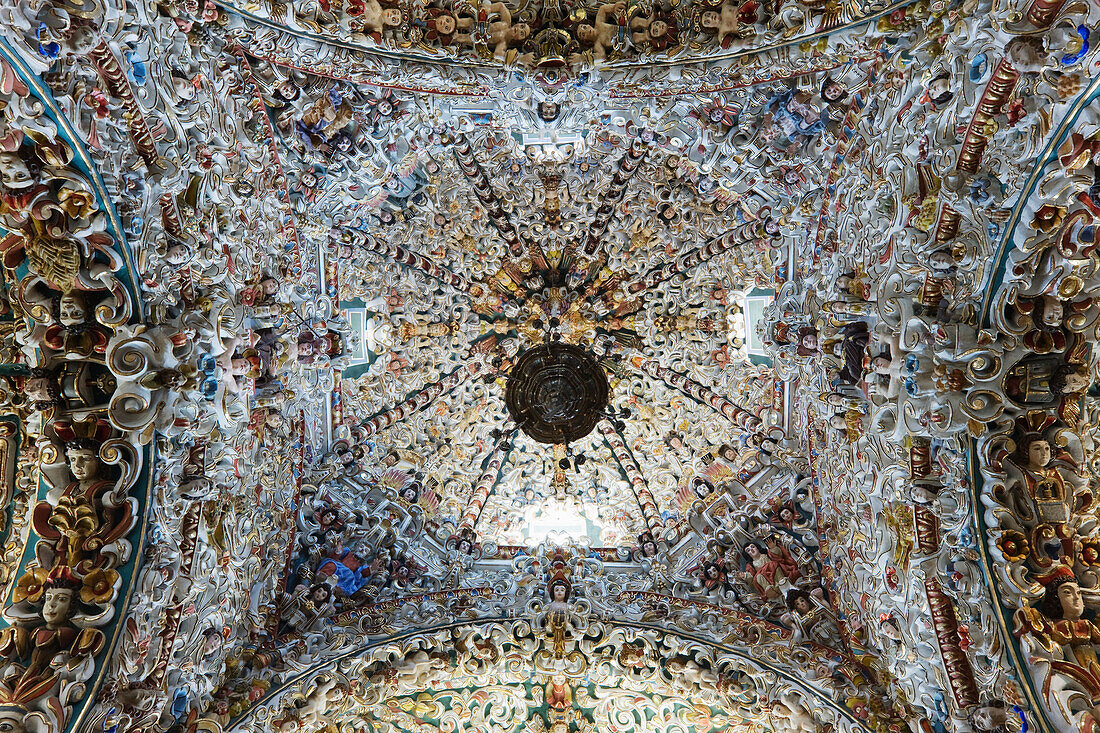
222 617 874 733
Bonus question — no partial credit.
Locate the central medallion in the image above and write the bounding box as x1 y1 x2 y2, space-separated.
505 343 610 444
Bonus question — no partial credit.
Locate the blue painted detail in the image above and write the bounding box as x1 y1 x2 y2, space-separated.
36 24 60 58
969 52 987 82
124 50 147 86
1060 26 1090 65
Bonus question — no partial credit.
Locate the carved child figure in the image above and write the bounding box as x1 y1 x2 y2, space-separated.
573 1 632 61
699 0 757 48
454 1 531 61
0 567 105 700
44 292 109 359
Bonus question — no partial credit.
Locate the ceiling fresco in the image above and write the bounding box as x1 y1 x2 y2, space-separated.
0 0 1099 730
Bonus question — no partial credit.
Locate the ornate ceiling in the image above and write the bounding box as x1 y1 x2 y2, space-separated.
0 0 1098 731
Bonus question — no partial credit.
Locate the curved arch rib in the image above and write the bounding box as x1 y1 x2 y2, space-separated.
459 440 511 530
599 422 663 535
631 357 761 433
451 132 525 258
623 219 769 295
224 618 874 733
359 356 485 438
332 228 485 299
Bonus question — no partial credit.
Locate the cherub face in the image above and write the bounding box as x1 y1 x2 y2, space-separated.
576 23 597 43
0 152 33 189
649 19 668 37
795 596 811 613
1058 581 1085 620
552 584 567 601
276 80 299 101
929 251 954 269
822 81 846 102
801 333 818 350
435 13 456 34
911 484 937 503
58 293 87 327
66 448 99 481
701 10 719 27
972 706 1007 732
166 243 193 265
511 22 531 40
42 587 74 627
880 618 901 640
261 278 279 295
1042 296 1064 327
203 630 221 656
1065 371 1090 393
746 544 761 558
25 377 52 402
382 8 402 25
1028 439 1052 468
928 77 950 98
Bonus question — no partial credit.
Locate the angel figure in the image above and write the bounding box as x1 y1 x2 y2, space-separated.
42 291 110 359
545 577 572 658
629 10 680 52
572 1 634 62
783 589 843 648
440 528 482 588
882 503 914 574
739 536 800 601
0 566 108 705
454 1 531 62
347 0 404 39
546 673 571 710
757 88 828 154
694 558 734 597
697 0 759 49
1002 414 1089 550
530 571 587 666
